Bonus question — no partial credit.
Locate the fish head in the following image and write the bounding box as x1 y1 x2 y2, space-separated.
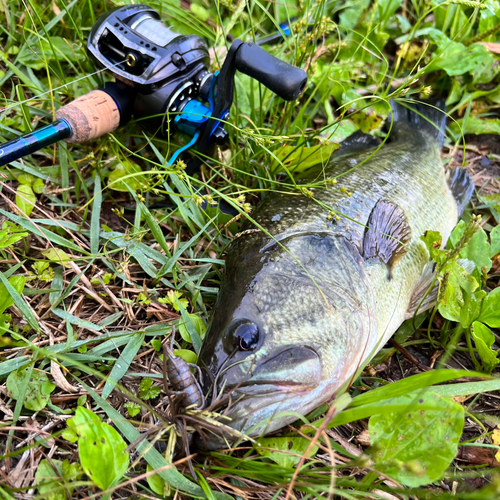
198 233 376 449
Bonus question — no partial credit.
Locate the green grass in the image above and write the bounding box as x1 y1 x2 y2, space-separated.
1 0 500 498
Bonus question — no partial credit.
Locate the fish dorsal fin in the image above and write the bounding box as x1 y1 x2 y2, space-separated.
362 199 411 276
338 130 381 154
406 262 439 319
446 167 474 216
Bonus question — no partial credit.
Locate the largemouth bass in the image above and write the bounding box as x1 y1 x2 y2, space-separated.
198 101 474 448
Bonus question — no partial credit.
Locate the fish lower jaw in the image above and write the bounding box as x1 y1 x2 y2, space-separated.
232 381 318 393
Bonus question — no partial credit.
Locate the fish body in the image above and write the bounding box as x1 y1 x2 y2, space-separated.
198 101 474 447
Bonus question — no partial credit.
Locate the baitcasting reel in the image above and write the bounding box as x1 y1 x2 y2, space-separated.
0 4 308 174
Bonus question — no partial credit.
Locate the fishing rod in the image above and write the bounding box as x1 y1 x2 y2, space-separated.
0 4 307 174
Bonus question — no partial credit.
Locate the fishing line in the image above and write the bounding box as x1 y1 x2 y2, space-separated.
0 59 127 115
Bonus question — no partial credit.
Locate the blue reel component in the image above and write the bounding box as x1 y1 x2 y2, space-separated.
279 22 292 37
175 100 211 137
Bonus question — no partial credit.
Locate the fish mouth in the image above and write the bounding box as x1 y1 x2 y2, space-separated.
197 346 324 449
196 380 332 451
217 345 322 391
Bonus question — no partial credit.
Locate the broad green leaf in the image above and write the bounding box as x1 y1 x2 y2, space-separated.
350 109 384 132
323 118 358 142
479 193 500 224
17 173 34 186
178 311 206 352
173 349 197 364
18 37 85 70
339 0 370 29
108 159 149 192
471 321 499 374
271 142 339 173
147 464 170 497
16 184 36 217
255 437 318 468
437 261 479 327
421 230 443 263
6 367 56 411
67 405 100 434
75 380 224 498
0 221 28 250
41 248 72 267
427 30 498 83
76 412 129 490
139 377 161 400
450 116 500 136
394 313 427 344
32 178 45 194
0 313 11 336
124 402 141 417
459 227 492 277
0 275 25 315
490 225 500 257
349 369 482 408
35 459 82 500
35 459 66 500
369 391 464 487
478 287 500 327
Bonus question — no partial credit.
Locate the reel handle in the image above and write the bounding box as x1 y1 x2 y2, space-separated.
234 42 307 101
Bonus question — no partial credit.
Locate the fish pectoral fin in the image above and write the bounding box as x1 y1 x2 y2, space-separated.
405 262 439 319
362 199 411 276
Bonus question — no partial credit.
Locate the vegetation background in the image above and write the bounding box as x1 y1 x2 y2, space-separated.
0 0 500 498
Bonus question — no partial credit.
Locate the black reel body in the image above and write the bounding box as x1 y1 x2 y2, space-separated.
88 4 212 138
87 4 308 171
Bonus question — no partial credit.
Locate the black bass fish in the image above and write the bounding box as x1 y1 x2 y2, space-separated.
198 101 474 448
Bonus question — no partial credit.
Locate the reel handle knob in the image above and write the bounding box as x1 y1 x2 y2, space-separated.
234 42 307 101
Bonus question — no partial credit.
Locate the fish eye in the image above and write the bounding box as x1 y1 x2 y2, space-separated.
235 323 259 351
223 320 260 353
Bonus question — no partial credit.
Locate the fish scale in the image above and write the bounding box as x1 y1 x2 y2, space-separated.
197 101 474 449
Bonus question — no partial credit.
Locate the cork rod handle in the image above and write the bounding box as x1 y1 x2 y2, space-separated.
55 90 121 144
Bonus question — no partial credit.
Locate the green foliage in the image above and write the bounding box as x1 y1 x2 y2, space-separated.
108 159 150 192
369 390 464 487
423 218 500 372
41 248 72 267
271 142 340 174
15 184 36 217
147 463 171 497
18 37 85 70
0 275 25 337
65 407 129 491
27 261 54 282
0 221 28 251
255 437 319 468
159 290 189 311
139 377 161 400
174 348 197 364
14 173 44 217
124 402 141 417
35 459 83 500
6 366 56 411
